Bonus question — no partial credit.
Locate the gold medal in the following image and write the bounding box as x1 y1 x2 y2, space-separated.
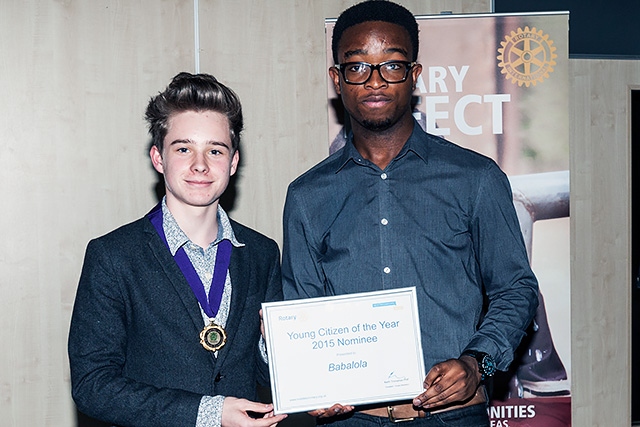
199 322 227 352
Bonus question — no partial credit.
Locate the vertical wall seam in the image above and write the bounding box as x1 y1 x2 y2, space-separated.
194 0 200 73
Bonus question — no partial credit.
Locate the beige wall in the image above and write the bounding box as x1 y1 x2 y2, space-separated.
570 59 637 426
0 1 194 425
0 1 634 426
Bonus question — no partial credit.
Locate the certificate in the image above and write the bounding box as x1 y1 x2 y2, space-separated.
262 287 425 414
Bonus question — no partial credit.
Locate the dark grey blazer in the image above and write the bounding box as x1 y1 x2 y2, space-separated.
68 214 282 427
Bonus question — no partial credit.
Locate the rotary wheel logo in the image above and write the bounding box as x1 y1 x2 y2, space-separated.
497 26 557 87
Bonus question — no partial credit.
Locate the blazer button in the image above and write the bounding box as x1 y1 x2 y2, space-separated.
215 373 223 382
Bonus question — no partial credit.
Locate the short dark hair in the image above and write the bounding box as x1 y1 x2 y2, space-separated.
332 0 419 64
145 72 243 152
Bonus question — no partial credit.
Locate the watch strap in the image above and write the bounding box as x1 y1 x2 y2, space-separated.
461 350 496 380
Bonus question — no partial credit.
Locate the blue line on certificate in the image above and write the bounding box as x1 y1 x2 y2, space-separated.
372 301 396 307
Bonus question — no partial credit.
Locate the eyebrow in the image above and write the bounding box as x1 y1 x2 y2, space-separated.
343 47 409 61
169 139 231 149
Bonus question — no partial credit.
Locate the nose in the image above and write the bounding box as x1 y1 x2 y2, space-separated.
365 66 388 89
192 151 208 173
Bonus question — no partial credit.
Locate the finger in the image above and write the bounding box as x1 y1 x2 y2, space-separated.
415 385 450 407
423 362 447 389
415 365 448 405
259 309 266 338
252 414 287 426
244 402 275 415
267 416 287 427
309 404 354 418
329 403 354 415
423 387 470 409
308 407 333 418
415 369 462 406
422 375 479 409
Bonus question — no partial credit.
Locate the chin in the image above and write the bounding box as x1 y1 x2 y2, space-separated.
361 117 394 131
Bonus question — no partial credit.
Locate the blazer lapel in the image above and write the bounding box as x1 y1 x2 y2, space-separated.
144 220 206 338
215 244 249 367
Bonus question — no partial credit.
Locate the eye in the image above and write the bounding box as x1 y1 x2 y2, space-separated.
177 146 189 153
347 63 368 73
383 62 403 71
209 149 222 155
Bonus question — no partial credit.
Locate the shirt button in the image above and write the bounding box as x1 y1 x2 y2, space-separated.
383 267 391 274
381 173 388 180
205 273 213 282
381 218 388 225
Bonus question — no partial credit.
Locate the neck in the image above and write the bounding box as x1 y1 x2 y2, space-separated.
166 198 219 249
351 114 415 170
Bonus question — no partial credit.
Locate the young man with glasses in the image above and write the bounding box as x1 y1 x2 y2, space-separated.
282 1 539 426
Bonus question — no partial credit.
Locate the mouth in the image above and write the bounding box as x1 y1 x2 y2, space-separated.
186 180 213 187
362 95 391 108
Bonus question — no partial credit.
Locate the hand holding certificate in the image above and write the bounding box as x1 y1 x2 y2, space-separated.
262 287 425 414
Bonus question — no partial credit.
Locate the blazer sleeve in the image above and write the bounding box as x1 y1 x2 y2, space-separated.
68 238 202 427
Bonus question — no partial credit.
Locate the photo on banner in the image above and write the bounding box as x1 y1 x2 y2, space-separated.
325 12 570 427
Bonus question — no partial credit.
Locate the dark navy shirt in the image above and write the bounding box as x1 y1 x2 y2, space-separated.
282 122 539 372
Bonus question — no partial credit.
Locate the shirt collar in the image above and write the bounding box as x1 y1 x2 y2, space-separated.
334 120 429 173
161 197 244 255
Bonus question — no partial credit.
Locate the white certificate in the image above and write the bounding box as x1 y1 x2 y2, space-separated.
262 287 425 414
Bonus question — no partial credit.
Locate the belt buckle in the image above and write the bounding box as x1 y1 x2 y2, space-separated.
387 406 415 423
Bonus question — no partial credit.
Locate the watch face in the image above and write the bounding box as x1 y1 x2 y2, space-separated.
462 350 496 379
481 354 497 377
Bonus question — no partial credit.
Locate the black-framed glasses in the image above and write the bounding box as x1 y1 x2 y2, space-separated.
335 60 416 85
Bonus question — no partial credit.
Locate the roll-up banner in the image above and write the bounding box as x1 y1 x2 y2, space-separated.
326 12 570 427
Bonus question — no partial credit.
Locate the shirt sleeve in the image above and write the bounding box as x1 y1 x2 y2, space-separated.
464 162 540 370
196 395 224 427
282 185 327 300
259 335 268 363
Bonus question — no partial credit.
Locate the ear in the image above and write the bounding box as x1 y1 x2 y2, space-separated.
411 63 423 90
328 67 341 95
229 150 240 176
150 145 164 174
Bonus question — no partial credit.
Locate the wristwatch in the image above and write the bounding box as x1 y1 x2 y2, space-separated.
461 350 497 380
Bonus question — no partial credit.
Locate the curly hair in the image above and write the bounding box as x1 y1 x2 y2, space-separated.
145 72 243 152
331 0 419 64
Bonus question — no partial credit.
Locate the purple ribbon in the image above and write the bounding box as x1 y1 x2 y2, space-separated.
148 204 232 318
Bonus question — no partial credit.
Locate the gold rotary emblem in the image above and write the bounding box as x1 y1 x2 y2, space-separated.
497 26 557 87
